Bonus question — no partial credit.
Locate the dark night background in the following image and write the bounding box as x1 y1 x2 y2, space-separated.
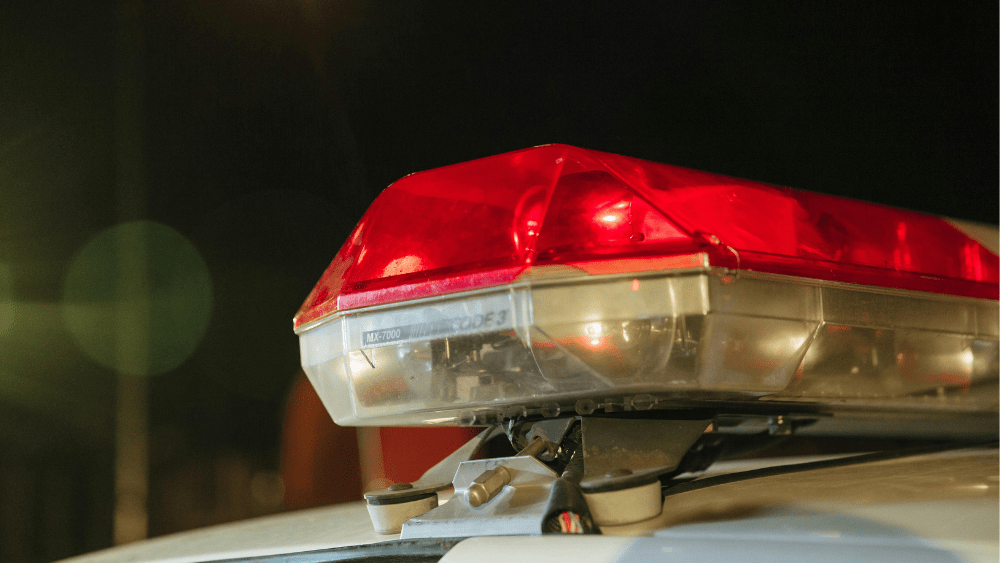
0 1 996 561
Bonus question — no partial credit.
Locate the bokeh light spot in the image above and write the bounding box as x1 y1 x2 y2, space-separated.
62 221 212 376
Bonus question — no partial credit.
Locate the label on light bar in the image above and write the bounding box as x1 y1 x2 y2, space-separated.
349 291 523 350
361 310 513 347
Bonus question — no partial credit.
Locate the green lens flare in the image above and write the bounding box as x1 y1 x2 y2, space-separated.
62 221 212 376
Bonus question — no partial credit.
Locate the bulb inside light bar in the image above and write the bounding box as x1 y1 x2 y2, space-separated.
295 145 998 427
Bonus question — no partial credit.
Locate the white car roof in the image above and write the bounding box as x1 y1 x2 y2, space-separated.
60 447 998 563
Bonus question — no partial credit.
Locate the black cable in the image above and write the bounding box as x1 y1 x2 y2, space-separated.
662 440 996 497
541 424 600 534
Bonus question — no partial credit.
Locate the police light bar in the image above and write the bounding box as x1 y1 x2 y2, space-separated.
294 145 998 427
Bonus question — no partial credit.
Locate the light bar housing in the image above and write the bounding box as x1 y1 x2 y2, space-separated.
295 145 998 427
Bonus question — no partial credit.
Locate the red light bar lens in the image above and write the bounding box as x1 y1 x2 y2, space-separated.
295 145 996 329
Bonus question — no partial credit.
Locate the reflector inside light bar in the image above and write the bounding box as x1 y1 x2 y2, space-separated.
295 145 999 427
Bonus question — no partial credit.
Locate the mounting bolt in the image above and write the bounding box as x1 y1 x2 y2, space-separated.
466 466 512 507
517 437 557 460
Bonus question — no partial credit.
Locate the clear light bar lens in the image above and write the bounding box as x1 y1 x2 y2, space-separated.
298 270 998 426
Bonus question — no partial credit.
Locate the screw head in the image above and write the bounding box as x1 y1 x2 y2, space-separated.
389 482 413 491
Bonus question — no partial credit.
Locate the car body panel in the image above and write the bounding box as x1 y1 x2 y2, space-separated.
441 532 981 563
59 447 997 563
58 502 384 563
